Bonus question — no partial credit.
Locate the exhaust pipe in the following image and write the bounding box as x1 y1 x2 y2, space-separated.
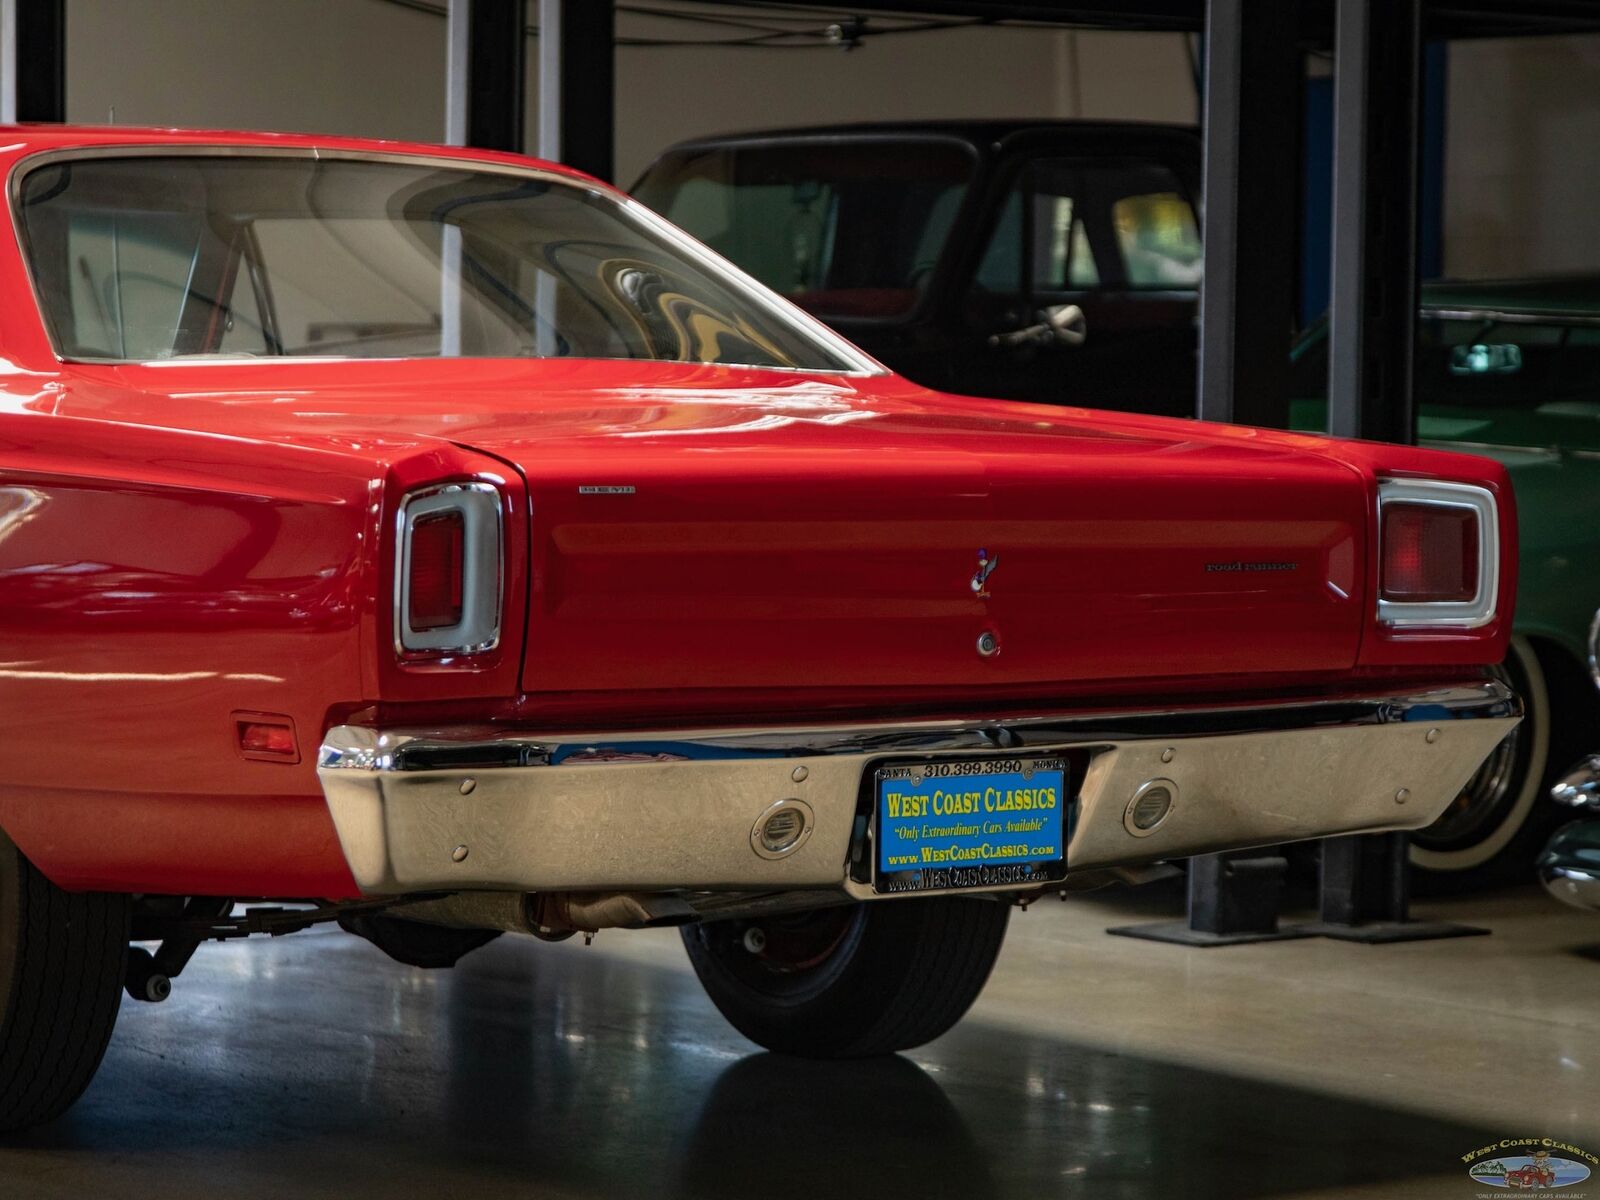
390 890 697 937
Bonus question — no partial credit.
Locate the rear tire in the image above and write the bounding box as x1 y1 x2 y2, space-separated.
0 831 130 1132
681 897 1009 1058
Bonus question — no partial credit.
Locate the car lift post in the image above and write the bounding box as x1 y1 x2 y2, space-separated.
1106 0 1312 948
1108 850 1314 946
1307 0 1488 944
1300 832 1487 942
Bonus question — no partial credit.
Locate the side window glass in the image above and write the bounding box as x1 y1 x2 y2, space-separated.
972 190 1022 293
1112 192 1201 287
215 256 271 355
62 215 206 359
966 155 1196 327
968 170 1098 303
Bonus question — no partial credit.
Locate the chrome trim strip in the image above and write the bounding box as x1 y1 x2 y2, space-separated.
1423 306 1600 329
316 681 1521 898
6 143 884 377
1376 478 1501 629
318 682 1520 774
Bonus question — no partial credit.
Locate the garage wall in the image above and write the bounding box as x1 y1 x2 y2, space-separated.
63 1 1198 185
1444 34 1600 279
65 0 448 144
61 3 1600 284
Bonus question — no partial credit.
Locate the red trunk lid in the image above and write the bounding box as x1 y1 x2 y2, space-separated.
499 386 1368 696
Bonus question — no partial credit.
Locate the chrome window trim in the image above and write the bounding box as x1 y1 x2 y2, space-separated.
1422 306 1600 328
394 482 502 656
6 143 885 376
1376 478 1500 629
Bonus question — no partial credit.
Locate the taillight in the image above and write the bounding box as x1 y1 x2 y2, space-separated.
408 511 465 631
1376 480 1499 628
1381 504 1478 603
397 483 502 654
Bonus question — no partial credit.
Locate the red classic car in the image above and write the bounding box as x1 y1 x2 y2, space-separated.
0 127 1522 1131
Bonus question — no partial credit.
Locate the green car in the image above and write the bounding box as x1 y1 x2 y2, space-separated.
1292 276 1600 884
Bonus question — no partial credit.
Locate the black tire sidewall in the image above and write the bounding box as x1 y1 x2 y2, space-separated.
683 897 1008 1058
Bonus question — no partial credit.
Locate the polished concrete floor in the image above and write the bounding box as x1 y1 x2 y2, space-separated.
1 881 1597 1199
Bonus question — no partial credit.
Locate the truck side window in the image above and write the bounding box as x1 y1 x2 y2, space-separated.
966 157 1197 328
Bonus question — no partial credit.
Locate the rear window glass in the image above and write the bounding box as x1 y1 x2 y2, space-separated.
16 153 864 371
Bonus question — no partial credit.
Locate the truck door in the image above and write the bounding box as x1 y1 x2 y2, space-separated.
949 146 1200 418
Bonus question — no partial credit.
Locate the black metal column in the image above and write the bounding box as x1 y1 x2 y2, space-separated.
446 0 526 153
536 0 615 182
3 0 65 123
467 0 526 152
1313 0 1483 943
1326 0 1422 443
1196 0 1301 427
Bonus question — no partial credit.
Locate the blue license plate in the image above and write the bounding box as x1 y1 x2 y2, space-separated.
874 757 1068 894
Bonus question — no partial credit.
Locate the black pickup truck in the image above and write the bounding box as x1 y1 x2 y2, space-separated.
633 120 1202 417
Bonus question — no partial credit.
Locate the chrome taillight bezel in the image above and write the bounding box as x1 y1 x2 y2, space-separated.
1376 478 1499 629
395 482 503 655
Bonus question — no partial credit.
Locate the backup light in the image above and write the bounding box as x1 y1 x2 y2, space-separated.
408 511 466 631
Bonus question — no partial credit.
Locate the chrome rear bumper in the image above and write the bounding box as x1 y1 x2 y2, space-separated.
317 681 1520 899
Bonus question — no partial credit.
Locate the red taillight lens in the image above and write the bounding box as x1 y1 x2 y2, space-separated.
408 510 465 631
1381 503 1479 603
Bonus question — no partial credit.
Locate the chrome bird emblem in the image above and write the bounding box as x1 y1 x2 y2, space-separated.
970 548 999 598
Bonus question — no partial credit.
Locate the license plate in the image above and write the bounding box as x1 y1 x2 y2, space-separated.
873 756 1068 895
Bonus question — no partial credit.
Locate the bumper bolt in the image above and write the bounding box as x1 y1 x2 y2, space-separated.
791 765 809 783
742 927 767 954
1395 788 1411 805
460 778 476 795
451 844 470 862
1425 728 1440 744
1160 748 1175 764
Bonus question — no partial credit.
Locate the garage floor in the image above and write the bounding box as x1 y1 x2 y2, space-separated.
1 882 1596 1199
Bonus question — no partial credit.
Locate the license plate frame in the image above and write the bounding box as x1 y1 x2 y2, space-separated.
871 755 1069 896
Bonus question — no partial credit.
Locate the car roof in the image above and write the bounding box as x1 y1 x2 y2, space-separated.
0 123 605 187
650 118 1200 155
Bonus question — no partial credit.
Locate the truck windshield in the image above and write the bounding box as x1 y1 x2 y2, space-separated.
633 139 975 322
15 153 864 370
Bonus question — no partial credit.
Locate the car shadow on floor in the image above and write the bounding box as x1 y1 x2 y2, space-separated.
0 927 1507 1200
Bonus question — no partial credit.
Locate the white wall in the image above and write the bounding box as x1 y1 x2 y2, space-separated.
68 2 1600 284
1445 34 1600 279
64 1 1197 184
66 0 446 143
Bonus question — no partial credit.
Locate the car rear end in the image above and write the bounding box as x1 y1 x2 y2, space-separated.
321 417 1522 915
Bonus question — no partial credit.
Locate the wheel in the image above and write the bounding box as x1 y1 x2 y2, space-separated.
680 897 1009 1058
0 830 130 1132
1410 636 1588 888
